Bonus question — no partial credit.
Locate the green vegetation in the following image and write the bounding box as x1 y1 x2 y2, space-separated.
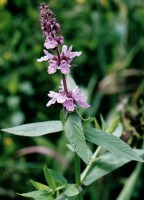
0 0 144 199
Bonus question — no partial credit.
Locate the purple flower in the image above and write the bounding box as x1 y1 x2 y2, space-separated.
63 99 76 112
44 36 64 50
72 86 90 108
46 84 90 112
61 45 82 63
37 45 81 75
47 60 57 74
37 50 53 62
44 36 59 49
46 91 59 107
58 60 71 74
38 3 90 113
39 3 64 49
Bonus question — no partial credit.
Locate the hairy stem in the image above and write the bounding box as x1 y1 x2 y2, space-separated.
55 48 68 94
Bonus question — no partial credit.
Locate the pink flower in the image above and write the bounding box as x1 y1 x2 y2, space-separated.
46 91 59 107
37 45 81 75
37 50 53 62
44 36 64 50
46 84 90 112
44 36 59 49
48 60 58 74
58 60 71 74
61 45 82 64
72 86 90 108
63 99 76 112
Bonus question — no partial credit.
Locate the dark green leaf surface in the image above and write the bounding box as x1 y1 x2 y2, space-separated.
85 127 143 162
64 114 89 164
83 150 144 186
1 121 63 137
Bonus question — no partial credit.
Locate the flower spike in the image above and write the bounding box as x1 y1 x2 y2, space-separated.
38 3 90 112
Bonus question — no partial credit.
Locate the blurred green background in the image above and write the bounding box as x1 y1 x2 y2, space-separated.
0 0 144 199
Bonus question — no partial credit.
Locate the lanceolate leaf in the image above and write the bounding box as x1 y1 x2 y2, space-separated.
116 163 142 200
1 121 63 137
47 168 68 187
30 180 52 191
18 190 54 200
64 114 89 164
85 127 143 162
43 166 56 190
83 150 144 186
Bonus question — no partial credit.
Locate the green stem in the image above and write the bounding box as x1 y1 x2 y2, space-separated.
76 108 91 121
81 146 101 184
56 190 60 197
74 153 83 200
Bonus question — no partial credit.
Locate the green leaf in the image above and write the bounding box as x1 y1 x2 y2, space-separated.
93 118 101 130
100 115 107 131
66 75 76 91
106 116 120 134
56 193 77 200
1 121 63 137
112 123 123 138
18 190 54 200
116 163 142 200
60 109 66 126
64 114 90 164
64 185 79 197
83 150 144 186
43 166 67 190
30 180 52 191
85 127 143 162
43 166 56 190
48 169 68 187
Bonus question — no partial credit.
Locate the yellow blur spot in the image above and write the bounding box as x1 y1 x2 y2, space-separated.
0 0 7 7
100 0 109 7
4 137 13 146
76 0 86 4
4 52 12 61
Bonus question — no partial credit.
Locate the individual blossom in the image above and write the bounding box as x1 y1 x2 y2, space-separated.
37 45 81 74
60 45 81 64
46 84 90 112
44 35 64 50
39 2 64 49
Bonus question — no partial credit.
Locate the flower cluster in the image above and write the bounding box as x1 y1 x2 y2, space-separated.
37 45 81 74
39 2 64 49
47 84 90 112
38 3 90 112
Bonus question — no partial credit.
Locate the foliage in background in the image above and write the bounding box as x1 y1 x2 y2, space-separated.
0 0 144 199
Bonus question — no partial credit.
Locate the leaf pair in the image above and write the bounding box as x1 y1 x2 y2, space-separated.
2 115 143 164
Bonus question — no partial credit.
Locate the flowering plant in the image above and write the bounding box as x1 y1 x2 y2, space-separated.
2 2 144 200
